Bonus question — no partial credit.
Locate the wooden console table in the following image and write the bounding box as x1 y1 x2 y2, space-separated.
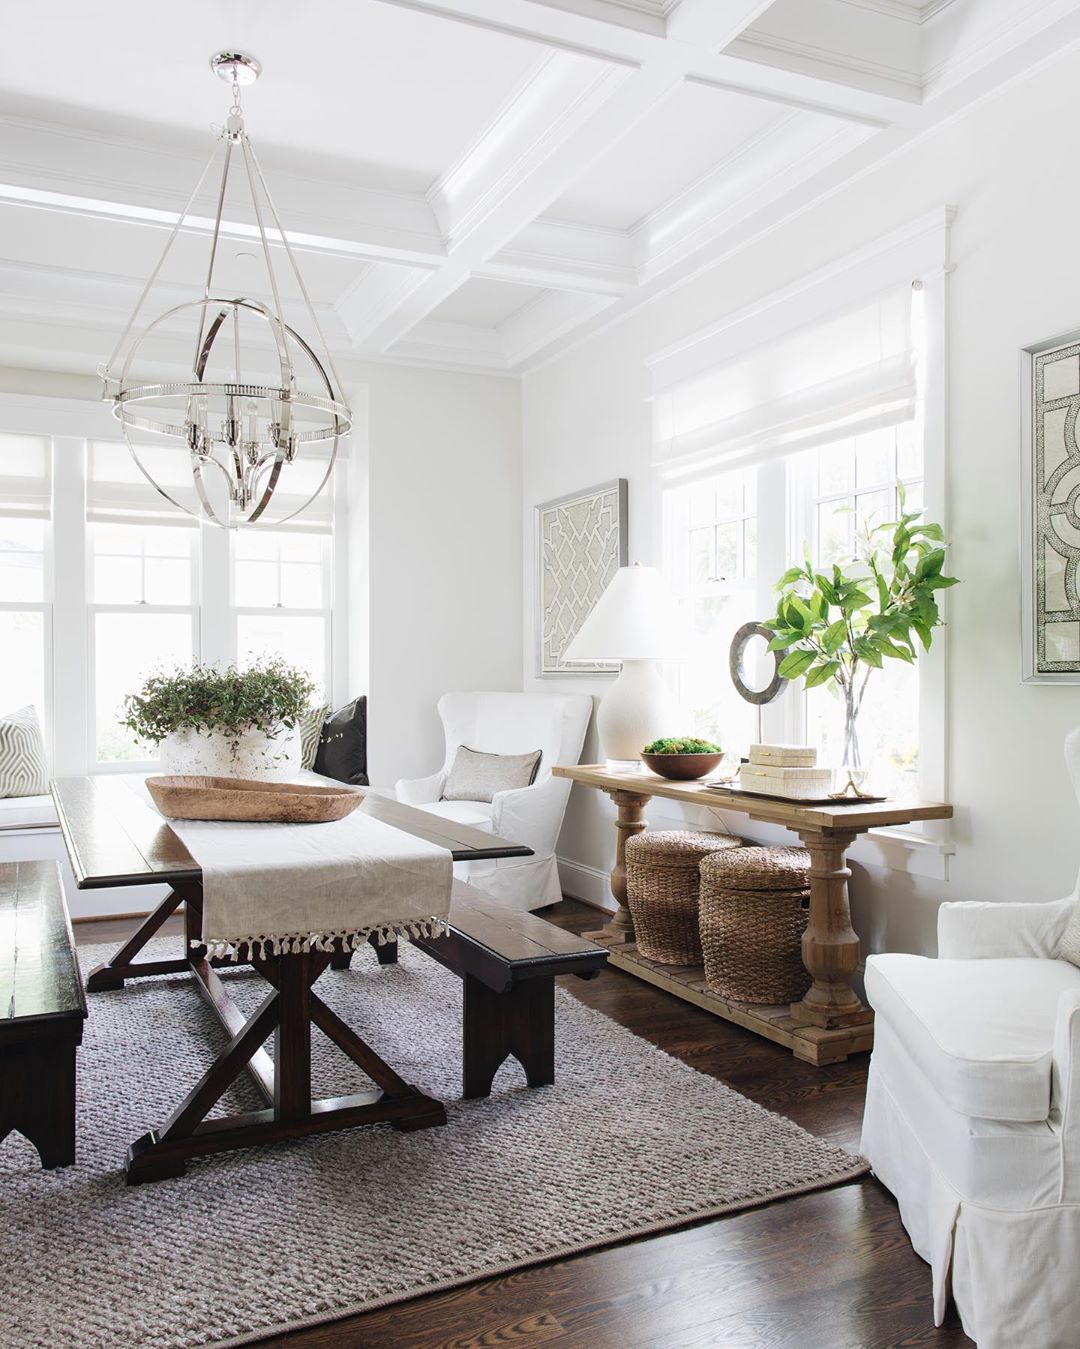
552 764 952 1065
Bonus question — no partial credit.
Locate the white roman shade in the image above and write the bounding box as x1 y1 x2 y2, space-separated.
0 434 51 518
87 440 334 532
653 285 918 481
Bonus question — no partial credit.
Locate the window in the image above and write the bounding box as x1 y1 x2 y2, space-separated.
0 435 50 733
232 529 332 698
0 412 348 778
658 280 936 802
664 468 758 749
89 523 197 762
790 423 925 798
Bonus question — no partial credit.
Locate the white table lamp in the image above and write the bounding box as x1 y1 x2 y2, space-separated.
562 564 683 767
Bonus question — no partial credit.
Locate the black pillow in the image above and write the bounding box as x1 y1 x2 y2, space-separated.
314 695 368 785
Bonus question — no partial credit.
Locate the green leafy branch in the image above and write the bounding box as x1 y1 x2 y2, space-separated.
122 657 316 745
762 488 958 716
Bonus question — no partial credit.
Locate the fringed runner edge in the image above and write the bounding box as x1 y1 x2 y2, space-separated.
195 915 452 962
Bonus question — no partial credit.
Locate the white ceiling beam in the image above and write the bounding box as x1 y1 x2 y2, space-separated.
347 52 666 350
364 0 914 355
376 0 922 120
389 317 511 370
517 2 1080 370
632 113 877 281
0 112 448 269
479 217 637 295
499 288 617 366
335 264 436 346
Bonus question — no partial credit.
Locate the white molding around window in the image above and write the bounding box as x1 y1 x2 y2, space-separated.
0 390 351 779
647 207 955 877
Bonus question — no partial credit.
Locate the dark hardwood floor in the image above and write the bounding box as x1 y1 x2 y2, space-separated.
76 901 972 1349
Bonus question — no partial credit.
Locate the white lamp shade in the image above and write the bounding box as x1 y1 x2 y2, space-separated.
562 564 686 662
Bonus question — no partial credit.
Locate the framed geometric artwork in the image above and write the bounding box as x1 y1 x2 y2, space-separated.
1021 331 1080 682
535 478 628 676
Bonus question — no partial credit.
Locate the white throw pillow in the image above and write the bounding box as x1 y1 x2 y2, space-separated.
441 745 542 804
299 703 330 771
0 705 49 798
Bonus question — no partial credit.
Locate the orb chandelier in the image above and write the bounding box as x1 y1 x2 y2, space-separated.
100 52 352 528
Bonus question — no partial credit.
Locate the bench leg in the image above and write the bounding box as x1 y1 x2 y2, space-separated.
0 1040 78 1169
330 936 399 971
462 975 555 1099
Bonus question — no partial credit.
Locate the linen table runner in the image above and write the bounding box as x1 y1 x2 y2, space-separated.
169 810 453 960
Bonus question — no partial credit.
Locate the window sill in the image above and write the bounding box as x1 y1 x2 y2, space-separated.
851 825 954 881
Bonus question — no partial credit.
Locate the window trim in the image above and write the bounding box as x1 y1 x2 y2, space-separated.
0 393 350 778
649 222 953 877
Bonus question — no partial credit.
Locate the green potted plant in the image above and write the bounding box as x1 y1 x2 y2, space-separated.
122 657 316 778
763 492 957 796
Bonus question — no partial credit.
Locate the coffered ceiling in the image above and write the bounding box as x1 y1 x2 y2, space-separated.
0 0 1076 379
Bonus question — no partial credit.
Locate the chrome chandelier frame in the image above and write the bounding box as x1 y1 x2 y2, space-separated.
100 52 352 528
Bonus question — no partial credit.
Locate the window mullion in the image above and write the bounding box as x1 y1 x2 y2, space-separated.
51 436 88 775
200 518 229 666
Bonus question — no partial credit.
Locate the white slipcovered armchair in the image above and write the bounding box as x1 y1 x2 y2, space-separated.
394 692 593 911
861 729 1080 1349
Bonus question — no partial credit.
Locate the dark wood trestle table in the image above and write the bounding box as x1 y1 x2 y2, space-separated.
51 774 533 1184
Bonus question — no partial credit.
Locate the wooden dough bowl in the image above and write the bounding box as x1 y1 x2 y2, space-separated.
146 775 363 824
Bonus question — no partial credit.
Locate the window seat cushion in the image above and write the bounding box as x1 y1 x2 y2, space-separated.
0 794 58 831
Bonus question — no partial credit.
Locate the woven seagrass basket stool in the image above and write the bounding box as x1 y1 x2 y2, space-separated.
698 846 812 1003
625 830 742 965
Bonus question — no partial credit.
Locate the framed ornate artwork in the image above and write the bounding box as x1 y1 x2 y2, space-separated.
1022 332 1080 682
536 479 628 676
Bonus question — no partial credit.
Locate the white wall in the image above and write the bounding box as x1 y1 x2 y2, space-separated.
0 360 523 911
360 363 523 785
523 45 1080 957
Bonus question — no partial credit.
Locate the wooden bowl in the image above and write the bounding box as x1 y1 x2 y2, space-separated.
640 752 725 781
146 775 364 824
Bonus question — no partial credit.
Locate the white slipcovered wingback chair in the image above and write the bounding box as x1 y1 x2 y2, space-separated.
861 728 1080 1349
394 692 593 911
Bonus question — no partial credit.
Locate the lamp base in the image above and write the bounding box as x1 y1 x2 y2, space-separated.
596 659 675 763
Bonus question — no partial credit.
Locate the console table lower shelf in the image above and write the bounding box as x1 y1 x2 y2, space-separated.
590 933 873 1067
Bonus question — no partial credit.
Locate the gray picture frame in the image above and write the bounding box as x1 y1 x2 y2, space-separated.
1021 328 1080 683
535 478 628 677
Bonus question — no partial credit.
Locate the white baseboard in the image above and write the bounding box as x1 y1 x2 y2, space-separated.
557 857 615 914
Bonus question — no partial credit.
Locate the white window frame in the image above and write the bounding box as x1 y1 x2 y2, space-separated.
0 509 54 767
86 520 200 771
0 392 351 778
648 209 954 878
229 528 335 701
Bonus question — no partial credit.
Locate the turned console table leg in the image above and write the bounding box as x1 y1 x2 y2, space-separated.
789 829 873 1030
587 789 648 945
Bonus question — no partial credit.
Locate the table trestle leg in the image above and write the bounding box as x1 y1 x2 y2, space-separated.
125 944 447 1184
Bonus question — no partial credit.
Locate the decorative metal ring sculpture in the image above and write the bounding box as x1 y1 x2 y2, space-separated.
729 621 786 705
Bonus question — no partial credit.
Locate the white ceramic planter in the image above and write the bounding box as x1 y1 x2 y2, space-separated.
158 723 301 780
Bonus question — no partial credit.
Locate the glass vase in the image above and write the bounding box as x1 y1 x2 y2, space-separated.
835 683 872 798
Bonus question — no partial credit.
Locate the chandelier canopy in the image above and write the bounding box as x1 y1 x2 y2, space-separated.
101 52 351 528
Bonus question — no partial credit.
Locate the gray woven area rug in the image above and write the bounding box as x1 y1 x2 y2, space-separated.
1 937 865 1349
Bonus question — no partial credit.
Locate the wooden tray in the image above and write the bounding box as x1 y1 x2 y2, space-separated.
703 782 887 806
145 775 364 824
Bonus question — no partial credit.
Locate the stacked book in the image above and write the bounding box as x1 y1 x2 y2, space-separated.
738 744 833 800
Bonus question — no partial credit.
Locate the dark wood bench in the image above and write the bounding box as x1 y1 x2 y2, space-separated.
334 881 608 1099
0 860 87 1168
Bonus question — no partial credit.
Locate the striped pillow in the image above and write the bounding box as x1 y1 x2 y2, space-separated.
299 704 330 771
0 705 48 798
